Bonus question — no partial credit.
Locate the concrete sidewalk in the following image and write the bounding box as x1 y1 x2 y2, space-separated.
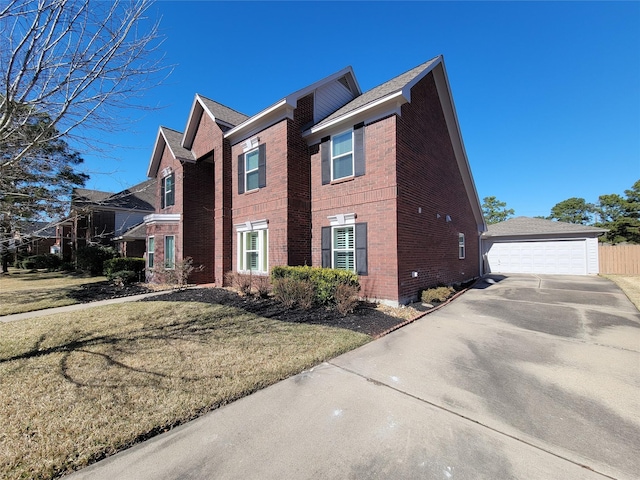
67 275 640 480
0 289 173 323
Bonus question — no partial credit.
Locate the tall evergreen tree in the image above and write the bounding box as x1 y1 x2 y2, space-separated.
0 112 88 271
482 196 515 224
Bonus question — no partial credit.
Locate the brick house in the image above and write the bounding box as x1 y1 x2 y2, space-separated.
56 179 155 261
144 55 485 304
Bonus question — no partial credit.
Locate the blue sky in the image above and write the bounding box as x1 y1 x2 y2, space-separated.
79 1 640 218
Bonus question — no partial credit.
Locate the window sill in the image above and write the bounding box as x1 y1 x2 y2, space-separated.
238 270 268 276
243 188 260 195
330 176 355 185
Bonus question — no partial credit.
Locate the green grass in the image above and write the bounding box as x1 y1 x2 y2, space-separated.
0 300 370 479
602 274 640 310
0 269 106 316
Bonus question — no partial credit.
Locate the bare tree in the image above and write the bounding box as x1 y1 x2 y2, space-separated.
0 0 167 166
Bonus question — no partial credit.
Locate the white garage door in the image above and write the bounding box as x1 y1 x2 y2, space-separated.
486 240 588 275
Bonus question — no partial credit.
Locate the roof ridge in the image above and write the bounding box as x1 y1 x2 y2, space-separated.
196 94 249 119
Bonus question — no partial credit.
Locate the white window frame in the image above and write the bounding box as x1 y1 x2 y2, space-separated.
332 225 355 272
162 173 175 208
235 219 269 274
458 233 465 259
330 129 354 181
164 235 175 269
244 147 260 192
147 236 155 269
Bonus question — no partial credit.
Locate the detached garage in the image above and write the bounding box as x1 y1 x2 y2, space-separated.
482 217 607 275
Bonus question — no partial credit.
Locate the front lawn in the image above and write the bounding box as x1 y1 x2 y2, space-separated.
0 300 370 479
0 269 108 316
602 274 640 310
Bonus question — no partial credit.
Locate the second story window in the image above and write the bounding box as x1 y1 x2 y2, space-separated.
321 123 365 185
331 130 353 181
245 148 260 191
161 172 175 209
238 143 266 194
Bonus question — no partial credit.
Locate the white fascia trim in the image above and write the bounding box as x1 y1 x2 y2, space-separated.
234 219 269 232
183 95 235 149
225 100 292 143
400 55 442 104
182 95 203 149
303 94 404 146
144 213 181 225
147 127 167 178
308 91 405 136
285 66 361 102
432 60 486 233
328 213 356 226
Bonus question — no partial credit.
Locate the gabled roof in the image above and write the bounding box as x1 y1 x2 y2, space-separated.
73 188 112 206
224 66 360 144
483 217 608 237
312 57 440 131
182 94 249 149
73 179 156 212
114 221 147 241
147 126 196 177
17 221 57 238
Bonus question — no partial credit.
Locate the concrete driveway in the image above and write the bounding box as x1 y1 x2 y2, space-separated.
68 275 640 480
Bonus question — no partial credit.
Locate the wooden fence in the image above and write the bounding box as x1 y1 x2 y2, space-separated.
599 245 640 274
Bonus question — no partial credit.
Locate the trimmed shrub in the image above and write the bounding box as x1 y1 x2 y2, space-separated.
421 286 455 304
272 277 315 310
111 270 138 286
225 272 271 297
76 245 117 275
21 259 36 270
271 266 359 307
334 283 360 315
21 254 61 270
104 257 145 280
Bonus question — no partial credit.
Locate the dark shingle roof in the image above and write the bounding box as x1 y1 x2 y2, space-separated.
161 127 194 162
198 95 249 127
314 57 439 128
115 221 147 240
73 179 156 212
19 221 57 238
483 217 608 237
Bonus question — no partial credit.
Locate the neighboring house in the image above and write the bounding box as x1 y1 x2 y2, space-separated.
145 55 486 305
482 217 607 275
113 222 147 258
56 179 156 260
9 221 57 256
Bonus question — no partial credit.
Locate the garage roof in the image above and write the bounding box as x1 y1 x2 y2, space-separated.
483 216 607 237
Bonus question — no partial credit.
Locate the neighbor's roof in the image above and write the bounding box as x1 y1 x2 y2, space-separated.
483 217 608 237
18 221 57 238
313 57 440 130
73 179 156 212
114 221 147 241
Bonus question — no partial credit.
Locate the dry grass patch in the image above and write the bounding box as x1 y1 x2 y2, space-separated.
0 269 106 316
0 300 370 479
602 274 640 310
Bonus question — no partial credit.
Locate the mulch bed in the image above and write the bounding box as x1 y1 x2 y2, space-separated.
140 287 428 338
68 281 438 338
67 281 154 303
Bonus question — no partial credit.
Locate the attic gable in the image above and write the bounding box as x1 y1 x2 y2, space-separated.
182 95 249 149
147 126 195 178
225 66 361 144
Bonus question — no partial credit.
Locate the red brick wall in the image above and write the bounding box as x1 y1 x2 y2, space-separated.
310 116 400 303
395 71 480 303
149 143 184 272
183 158 215 284
191 109 217 160
231 120 290 271
286 94 313 266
